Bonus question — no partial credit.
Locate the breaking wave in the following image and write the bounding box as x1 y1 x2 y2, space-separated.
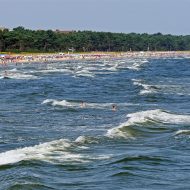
175 130 190 136
42 99 77 108
106 109 190 138
42 99 132 110
132 79 158 95
126 59 148 71
0 139 80 166
0 137 109 166
0 73 38 80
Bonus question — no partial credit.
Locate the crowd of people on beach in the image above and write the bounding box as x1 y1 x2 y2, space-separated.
0 53 115 65
1 51 190 65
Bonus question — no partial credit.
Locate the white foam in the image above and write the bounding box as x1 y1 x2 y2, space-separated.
106 109 190 138
88 102 132 110
39 68 72 74
157 84 190 96
0 73 38 80
127 110 190 124
106 127 135 139
75 136 98 144
132 78 190 96
0 139 80 166
41 99 55 104
75 69 94 77
106 64 118 71
10 68 18 72
75 136 89 143
175 130 190 135
126 59 148 71
132 79 157 94
52 100 71 107
0 137 112 166
42 99 132 110
42 99 76 108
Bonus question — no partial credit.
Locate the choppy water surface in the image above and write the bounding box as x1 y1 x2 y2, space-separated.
0 57 190 190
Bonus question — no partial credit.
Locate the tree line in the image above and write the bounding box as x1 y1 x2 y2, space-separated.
0 26 190 53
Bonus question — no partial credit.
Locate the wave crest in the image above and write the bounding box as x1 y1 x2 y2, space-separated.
42 99 75 107
175 130 190 136
0 139 84 166
106 109 190 138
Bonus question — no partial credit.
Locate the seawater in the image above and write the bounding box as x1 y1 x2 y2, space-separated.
0 57 190 190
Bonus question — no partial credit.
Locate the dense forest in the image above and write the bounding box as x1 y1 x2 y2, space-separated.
0 26 190 53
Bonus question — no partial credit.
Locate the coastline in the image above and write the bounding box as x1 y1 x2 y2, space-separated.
1 51 190 65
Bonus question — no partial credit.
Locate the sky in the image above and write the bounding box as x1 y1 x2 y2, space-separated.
0 0 190 35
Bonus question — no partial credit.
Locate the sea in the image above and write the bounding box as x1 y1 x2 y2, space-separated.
0 56 190 190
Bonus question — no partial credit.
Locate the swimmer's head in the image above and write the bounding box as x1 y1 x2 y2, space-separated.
112 104 116 111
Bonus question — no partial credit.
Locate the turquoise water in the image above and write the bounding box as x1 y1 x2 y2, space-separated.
0 57 190 189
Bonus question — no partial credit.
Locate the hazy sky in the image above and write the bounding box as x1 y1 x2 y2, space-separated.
1 0 190 35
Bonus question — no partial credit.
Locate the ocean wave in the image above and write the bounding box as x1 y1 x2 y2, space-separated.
0 73 38 80
175 130 190 136
0 136 111 166
9 68 18 72
8 183 52 190
106 109 190 138
133 79 190 96
132 79 158 95
42 99 76 107
39 68 72 74
101 59 148 71
110 155 166 165
74 71 95 78
75 136 99 144
126 59 148 71
28 65 95 77
42 99 132 110
0 139 81 166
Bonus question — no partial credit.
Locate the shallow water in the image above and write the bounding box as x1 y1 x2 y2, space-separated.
0 57 190 189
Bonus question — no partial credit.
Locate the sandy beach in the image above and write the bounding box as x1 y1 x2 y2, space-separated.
1 51 190 65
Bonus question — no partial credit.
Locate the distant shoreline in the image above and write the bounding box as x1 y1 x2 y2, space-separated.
1 51 190 65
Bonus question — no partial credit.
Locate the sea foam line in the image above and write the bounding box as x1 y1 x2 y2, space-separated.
42 99 133 109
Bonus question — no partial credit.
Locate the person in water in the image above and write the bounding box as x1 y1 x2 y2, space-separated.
112 104 117 111
81 101 86 108
4 71 8 77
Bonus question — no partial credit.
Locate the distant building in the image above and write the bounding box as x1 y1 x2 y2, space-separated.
55 29 76 34
37 29 45 32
